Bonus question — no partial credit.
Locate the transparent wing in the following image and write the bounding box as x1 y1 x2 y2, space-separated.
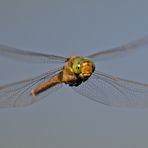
87 36 148 61
0 68 63 108
72 71 148 108
0 44 67 63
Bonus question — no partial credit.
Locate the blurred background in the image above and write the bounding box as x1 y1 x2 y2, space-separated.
0 0 148 147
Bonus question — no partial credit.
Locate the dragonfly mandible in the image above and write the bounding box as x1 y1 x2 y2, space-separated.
0 36 148 108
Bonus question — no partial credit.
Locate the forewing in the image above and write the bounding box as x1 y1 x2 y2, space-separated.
87 36 148 61
0 68 63 108
72 71 148 108
0 44 66 63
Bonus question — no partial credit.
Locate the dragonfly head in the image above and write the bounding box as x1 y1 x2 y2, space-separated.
72 57 95 79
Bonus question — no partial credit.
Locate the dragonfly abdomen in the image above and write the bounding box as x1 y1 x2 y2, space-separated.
31 74 63 96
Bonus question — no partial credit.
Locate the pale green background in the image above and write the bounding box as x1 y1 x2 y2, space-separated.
0 0 148 148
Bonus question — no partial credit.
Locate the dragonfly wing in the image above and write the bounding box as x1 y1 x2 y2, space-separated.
0 68 63 108
72 71 148 108
87 36 148 61
0 44 67 63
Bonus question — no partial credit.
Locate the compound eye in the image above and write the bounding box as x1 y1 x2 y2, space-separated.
72 60 82 74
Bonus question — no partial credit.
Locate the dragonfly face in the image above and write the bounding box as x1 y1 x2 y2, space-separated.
62 57 95 87
72 57 95 79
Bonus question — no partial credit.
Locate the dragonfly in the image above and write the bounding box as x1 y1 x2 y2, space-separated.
0 36 148 108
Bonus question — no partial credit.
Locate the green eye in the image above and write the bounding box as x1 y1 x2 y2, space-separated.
72 59 82 74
